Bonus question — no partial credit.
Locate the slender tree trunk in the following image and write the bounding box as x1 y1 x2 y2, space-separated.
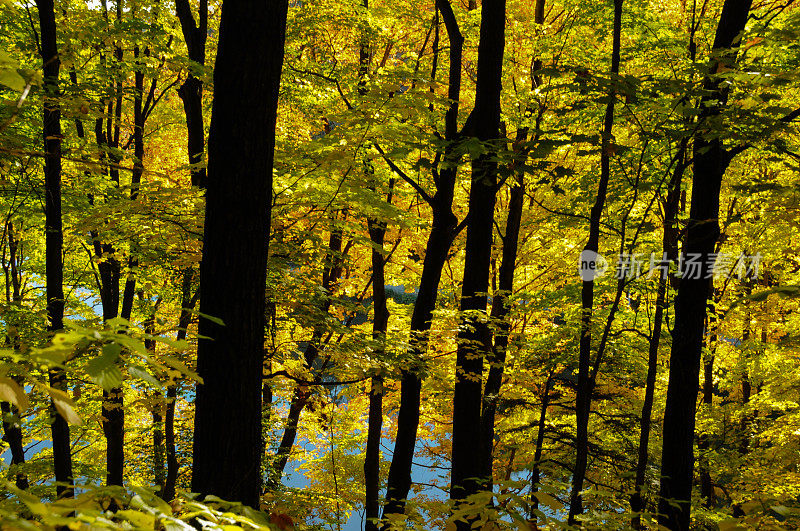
479 0 545 494
568 0 623 524
737 289 754 455
192 0 288 506
699 301 717 507
479 175 523 489
164 0 208 500
528 372 552 527
630 142 687 528
35 0 73 499
382 0 462 520
1 222 29 490
450 0 506 521
658 1 753 528
175 0 208 189
365 186 392 530
271 220 345 482
138 294 165 492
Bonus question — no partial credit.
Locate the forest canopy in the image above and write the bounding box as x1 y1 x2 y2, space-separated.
0 0 799 529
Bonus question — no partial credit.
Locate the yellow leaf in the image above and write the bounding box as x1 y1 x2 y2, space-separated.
48 388 83 425
0 377 28 411
718 518 746 531
118 509 156 528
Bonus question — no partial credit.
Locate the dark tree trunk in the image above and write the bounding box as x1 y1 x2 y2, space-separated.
658 1 753 528
175 0 208 188
738 290 754 455
528 373 552 527
163 0 208 500
699 299 718 507
631 142 687 528
192 0 288 507
450 0 506 520
271 219 345 482
568 0 623 524
479 174 523 489
365 186 392 530
479 0 545 494
35 0 73 499
382 0 462 520
140 294 165 492
2 222 29 490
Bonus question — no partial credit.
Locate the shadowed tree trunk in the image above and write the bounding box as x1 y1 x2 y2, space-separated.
630 141 686 528
450 0 506 523
271 216 346 482
658 0 753 527
139 294 164 492
568 0 623 524
163 268 195 501
365 182 392 530
528 371 553 527
479 0 545 494
2 221 29 490
164 0 208 501
35 0 73 499
175 0 207 189
192 0 289 507
382 0 463 521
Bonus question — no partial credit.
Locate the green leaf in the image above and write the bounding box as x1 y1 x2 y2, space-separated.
86 343 123 391
128 365 161 388
533 492 564 510
0 50 25 92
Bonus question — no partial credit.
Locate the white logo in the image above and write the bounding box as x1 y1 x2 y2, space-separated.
579 250 607 281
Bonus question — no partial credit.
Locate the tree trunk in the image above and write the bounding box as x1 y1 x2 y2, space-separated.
450 0 506 520
365 185 392 530
164 0 208 500
528 372 552 527
271 219 345 482
631 141 687 528
1 222 29 490
175 0 208 189
35 0 73 499
479 0 545 494
382 0 463 520
568 0 623 524
658 1 753 527
699 300 717 507
192 0 288 507
479 175 523 490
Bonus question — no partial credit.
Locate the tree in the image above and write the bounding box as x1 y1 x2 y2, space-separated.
658 1 753 528
35 0 73 499
191 0 289 507
450 0 506 519
568 0 623 523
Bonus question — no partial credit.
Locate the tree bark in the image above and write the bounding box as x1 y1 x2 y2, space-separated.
382 0 463 521
658 1 753 528
175 0 207 188
192 0 288 507
479 0 545 494
365 186 392 530
528 372 552 527
1 222 29 490
450 0 506 521
271 218 345 482
568 0 623 524
35 0 73 499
